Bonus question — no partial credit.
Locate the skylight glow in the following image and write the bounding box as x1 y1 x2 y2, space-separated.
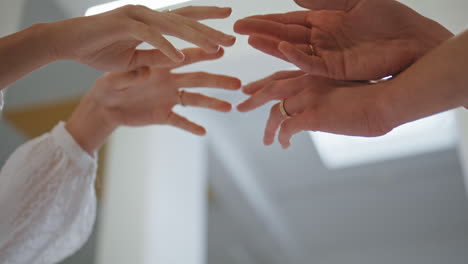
310 110 457 169
85 0 192 16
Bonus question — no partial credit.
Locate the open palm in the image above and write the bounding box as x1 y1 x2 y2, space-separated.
234 0 452 80
88 48 241 133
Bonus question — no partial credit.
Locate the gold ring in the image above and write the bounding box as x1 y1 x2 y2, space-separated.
279 100 291 118
178 90 185 106
308 44 316 56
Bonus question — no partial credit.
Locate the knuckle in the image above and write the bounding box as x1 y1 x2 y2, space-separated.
127 4 150 14
120 4 138 14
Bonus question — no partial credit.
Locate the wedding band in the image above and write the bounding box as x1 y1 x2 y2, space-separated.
308 44 316 56
178 90 186 106
279 100 291 118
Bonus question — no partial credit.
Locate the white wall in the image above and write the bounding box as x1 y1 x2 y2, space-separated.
96 125 207 264
0 0 25 37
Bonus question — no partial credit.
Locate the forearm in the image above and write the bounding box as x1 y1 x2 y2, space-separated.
0 23 58 90
383 30 468 128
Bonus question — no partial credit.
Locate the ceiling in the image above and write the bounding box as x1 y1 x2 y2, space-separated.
4 0 468 263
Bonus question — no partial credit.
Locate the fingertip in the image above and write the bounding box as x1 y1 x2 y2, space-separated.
219 7 233 17
217 47 225 57
236 103 249 112
204 45 221 54
242 84 256 94
263 137 273 146
220 102 232 112
221 34 237 47
232 78 242 90
172 50 186 62
247 35 258 46
197 126 207 136
233 20 246 34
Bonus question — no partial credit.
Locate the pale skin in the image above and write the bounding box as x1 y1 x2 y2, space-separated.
0 5 236 90
66 48 241 155
233 0 453 80
237 30 468 149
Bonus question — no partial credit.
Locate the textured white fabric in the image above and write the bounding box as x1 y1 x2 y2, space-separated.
0 122 97 264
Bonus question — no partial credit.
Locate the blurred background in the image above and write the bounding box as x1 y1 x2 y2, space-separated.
1 0 468 263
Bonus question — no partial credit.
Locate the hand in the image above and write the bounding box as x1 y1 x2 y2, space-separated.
50 5 236 72
66 48 242 154
292 0 359 11
234 0 453 80
238 72 392 148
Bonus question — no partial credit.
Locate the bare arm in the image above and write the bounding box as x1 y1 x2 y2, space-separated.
382 29 468 129
236 30 468 147
0 24 55 89
0 6 236 90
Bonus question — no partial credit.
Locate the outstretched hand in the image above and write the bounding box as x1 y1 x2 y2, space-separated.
67 48 242 153
234 0 452 80
51 5 236 72
238 71 393 148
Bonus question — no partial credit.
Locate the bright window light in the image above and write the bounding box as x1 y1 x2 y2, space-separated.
310 110 457 169
85 0 192 16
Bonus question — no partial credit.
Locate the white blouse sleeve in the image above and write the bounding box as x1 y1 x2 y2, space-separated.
0 121 98 264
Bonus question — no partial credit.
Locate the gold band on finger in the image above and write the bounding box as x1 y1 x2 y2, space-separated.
178 90 186 106
308 44 316 56
279 100 291 118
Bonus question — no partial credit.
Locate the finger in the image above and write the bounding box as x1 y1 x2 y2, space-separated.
279 110 317 148
129 22 185 62
237 77 305 112
245 11 309 25
158 13 222 53
135 10 221 53
279 41 328 77
173 72 241 90
168 12 236 47
181 92 232 112
248 35 312 63
278 90 311 115
171 47 225 69
243 70 305 95
171 6 232 20
130 49 180 69
167 112 206 135
263 103 287 146
234 18 310 43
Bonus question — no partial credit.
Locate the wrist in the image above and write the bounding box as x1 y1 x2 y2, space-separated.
25 22 62 64
66 93 116 155
46 16 92 61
